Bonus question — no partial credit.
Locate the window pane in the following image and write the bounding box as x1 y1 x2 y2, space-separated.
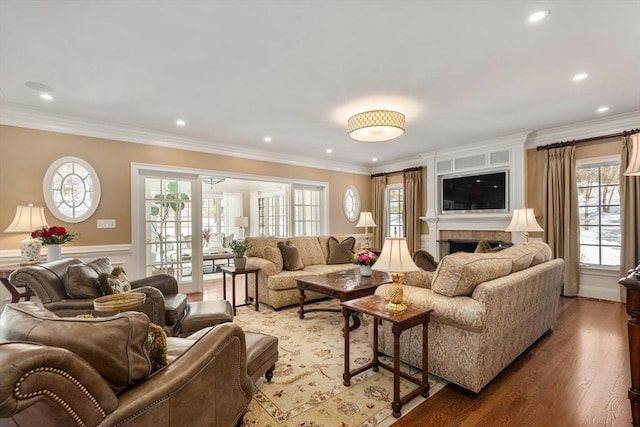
580 245 600 264
578 187 600 206
601 205 620 225
601 226 621 245
601 165 620 185
601 246 620 266
579 226 599 244
576 168 599 187
600 185 620 206
578 207 599 226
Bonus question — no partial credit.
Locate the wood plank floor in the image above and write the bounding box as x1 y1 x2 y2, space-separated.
191 279 633 427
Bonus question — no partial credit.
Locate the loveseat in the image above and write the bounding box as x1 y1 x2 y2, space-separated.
0 302 253 427
245 235 359 310
373 240 564 394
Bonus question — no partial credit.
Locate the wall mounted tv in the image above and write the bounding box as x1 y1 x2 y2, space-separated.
440 170 509 213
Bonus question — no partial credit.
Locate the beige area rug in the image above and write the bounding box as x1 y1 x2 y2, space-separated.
232 299 447 427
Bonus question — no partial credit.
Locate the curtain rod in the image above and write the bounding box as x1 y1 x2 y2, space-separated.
371 166 422 178
536 128 640 151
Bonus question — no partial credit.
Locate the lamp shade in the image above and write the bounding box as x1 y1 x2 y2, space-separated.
347 110 406 142
234 216 249 228
356 212 376 228
624 133 640 176
372 237 420 274
505 208 543 232
4 204 48 232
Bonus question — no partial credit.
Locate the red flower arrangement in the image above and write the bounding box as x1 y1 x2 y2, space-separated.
31 226 77 245
352 250 378 267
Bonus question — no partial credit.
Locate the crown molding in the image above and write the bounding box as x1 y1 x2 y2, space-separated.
525 110 640 148
0 103 372 175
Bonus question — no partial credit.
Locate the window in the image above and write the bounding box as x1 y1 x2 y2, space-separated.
202 197 224 234
44 157 101 223
258 190 288 237
577 159 621 266
343 185 360 222
293 186 322 236
386 185 404 237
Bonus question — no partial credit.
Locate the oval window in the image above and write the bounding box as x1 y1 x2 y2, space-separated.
343 185 360 222
43 157 101 223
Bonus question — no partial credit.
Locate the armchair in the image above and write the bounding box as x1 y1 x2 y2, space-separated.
9 259 188 336
0 302 253 427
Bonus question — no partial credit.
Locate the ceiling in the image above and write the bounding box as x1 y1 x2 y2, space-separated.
1 1 639 173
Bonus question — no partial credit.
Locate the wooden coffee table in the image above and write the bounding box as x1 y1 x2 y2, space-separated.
296 269 390 330
342 294 432 418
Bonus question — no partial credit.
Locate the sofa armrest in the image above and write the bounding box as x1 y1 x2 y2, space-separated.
101 323 254 427
131 274 178 295
247 257 279 276
0 341 118 426
130 286 167 326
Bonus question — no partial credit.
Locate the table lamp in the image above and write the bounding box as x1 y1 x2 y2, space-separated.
372 231 420 313
356 212 376 250
4 204 48 264
234 216 249 239
505 208 543 245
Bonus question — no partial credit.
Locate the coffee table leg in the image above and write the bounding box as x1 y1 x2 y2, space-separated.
392 324 402 418
298 288 306 319
343 307 351 386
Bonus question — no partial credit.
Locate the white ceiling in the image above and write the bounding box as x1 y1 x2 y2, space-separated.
1 1 639 173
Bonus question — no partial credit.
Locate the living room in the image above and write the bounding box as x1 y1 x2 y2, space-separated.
1 1 639 426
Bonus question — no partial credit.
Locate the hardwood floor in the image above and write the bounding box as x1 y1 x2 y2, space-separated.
191 279 632 426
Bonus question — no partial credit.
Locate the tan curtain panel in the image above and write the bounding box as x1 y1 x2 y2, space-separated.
371 175 387 251
620 135 640 280
403 168 423 254
543 146 580 296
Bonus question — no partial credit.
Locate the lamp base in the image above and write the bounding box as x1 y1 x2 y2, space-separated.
385 301 407 312
384 273 407 313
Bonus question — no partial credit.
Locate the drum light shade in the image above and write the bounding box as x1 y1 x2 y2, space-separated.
347 110 405 142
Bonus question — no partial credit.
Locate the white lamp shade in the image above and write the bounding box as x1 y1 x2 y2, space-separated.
372 237 420 274
505 208 543 232
356 212 376 228
234 217 249 228
4 204 48 233
624 134 640 176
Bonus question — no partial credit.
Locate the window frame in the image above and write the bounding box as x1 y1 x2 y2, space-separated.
386 184 404 237
576 155 621 268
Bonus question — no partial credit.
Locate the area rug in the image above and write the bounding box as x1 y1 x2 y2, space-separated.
232 299 447 426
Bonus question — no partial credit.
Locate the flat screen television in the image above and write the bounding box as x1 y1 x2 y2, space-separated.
440 171 508 213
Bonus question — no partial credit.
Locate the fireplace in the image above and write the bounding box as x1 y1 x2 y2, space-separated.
438 238 512 256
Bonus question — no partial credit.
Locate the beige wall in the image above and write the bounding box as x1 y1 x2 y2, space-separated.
525 137 623 238
0 125 371 250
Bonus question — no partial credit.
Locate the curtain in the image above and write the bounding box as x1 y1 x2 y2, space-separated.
403 168 423 254
223 192 243 236
620 135 640 286
371 175 387 251
543 146 580 296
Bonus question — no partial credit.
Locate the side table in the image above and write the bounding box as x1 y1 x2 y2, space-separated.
619 266 640 427
220 266 260 315
341 294 432 418
0 264 35 303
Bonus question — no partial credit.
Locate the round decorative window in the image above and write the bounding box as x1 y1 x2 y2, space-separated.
343 185 360 222
43 157 101 223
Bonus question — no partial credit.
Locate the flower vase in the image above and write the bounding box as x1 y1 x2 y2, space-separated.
360 265 372 276
47 244 61 262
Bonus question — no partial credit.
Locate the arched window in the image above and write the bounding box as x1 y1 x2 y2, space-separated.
343 185 360 222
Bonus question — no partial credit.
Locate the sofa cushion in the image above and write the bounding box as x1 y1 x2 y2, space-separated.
264 246 284 273
164 293 188 325
0 302 153 393
431 252 513 297
401 269 434 289
287 237 325 266
327 236 356 264
527 240 553 266
246 237 282 258
63 258 113 299
278 241 305 271
500 245 535 272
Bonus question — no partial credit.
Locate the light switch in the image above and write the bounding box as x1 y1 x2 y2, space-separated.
97 219 116 229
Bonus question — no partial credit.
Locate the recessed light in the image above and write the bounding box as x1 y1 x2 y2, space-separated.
264 136 272 143
40 93 53 101
372 158 378 162
573 73 588 81
528 10 549 22
176 119 186 126
597 106 609 113
326 149 333 154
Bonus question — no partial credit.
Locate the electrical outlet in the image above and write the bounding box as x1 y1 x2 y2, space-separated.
97 219 116 229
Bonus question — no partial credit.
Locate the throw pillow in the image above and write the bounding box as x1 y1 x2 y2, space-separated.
431 252 512 297
413 250 439 271
277 241 305 271
63 258 113 299
264 246 284 272
97 267 132 295
327 236 356 264
474 240 492 253
223 233 234 248
146 323 168 372
210 233 224 248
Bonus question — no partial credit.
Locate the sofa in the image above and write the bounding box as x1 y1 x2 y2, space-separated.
244 235 359 310
0 302 253 427
373 240 564 394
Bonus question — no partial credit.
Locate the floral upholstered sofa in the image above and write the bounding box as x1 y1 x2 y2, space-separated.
245 236 359 310
373 240 564 394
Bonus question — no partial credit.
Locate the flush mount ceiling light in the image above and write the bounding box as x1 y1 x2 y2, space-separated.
347 110 406 142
